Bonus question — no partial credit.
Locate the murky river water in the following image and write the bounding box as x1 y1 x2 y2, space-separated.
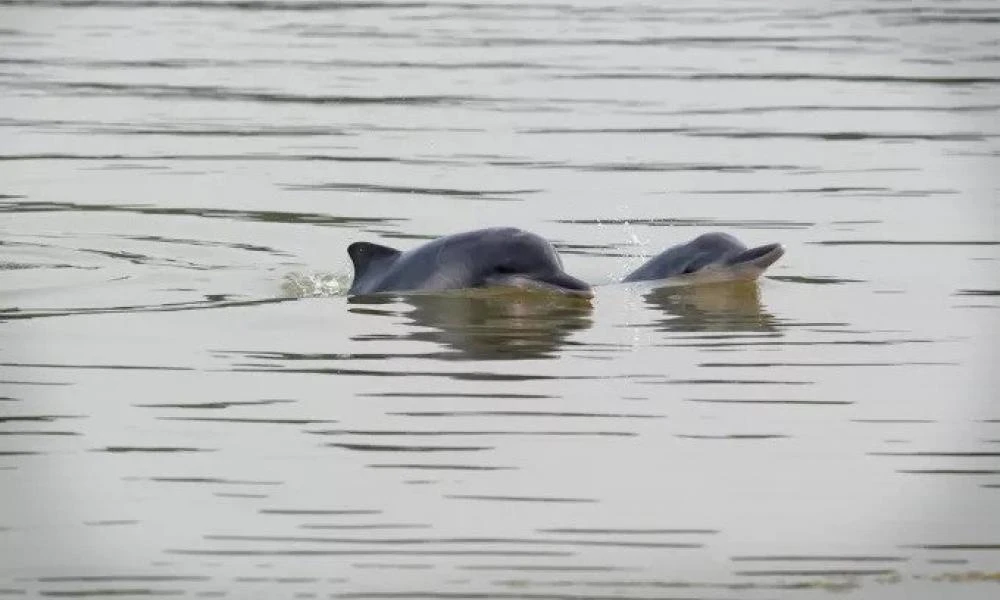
2 0 999 598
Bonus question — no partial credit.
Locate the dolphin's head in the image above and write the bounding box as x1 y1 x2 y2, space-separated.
475 229 593 298
683 233 785 281
622 232 785 284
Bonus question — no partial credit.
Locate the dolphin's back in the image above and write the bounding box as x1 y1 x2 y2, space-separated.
347 228 531 295
622 244 694 282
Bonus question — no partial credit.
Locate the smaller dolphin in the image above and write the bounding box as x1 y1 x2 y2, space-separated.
347 227 593 297
622 232 784 284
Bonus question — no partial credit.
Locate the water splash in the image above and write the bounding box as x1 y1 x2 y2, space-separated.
281 272 350 298
603 203 653 350
617 202 652 275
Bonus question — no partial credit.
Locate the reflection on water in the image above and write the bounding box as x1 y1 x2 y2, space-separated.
350 290 593 360
640 280 778 333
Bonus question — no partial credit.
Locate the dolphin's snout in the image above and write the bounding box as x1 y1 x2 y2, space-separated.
494 272 594 299
540 271 595 299
729 243 785 270
564 284 595 299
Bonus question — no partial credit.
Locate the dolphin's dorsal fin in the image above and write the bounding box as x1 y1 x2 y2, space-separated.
347 242 401 278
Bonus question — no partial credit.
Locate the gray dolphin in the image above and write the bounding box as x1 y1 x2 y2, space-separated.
347 227 593 297
622 232 784 284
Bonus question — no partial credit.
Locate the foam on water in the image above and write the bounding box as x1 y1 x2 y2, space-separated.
280 271 351 298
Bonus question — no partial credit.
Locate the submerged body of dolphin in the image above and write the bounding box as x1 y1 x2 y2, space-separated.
623 232 784 284
347 227 593 297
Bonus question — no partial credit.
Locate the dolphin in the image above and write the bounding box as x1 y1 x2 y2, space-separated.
347 227 593 297
622 232 785 284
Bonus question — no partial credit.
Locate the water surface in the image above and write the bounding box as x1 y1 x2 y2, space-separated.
1 0 999 598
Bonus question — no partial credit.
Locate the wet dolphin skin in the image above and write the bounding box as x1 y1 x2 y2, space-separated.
347 227 593 298
623 232 785 284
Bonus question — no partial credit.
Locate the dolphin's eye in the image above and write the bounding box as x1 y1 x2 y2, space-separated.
495 265 516 274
